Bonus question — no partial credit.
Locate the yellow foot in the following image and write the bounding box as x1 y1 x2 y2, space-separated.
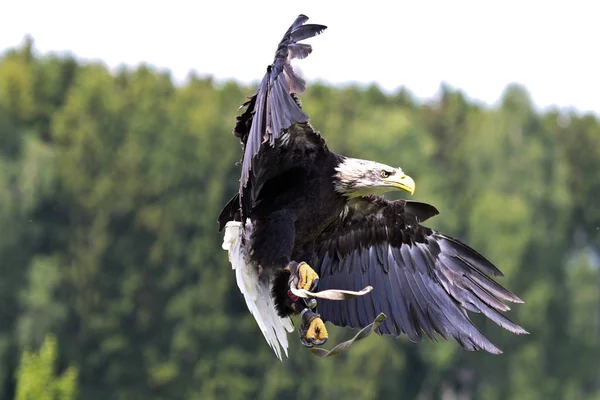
306 316 328 345
298 262 319 291
299 309 328 347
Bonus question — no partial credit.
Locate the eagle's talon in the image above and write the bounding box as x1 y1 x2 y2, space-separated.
299 308 328 347
311 277 319 292
300 337 314 348
309 336 328 346
306 316 328 345
298 262 319 291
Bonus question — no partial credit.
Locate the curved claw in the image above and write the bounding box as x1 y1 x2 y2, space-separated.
310 277 320 292
300 337 314 348
309 336 328 346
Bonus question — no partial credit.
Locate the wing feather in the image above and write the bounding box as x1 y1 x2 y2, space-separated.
315 197 527 354
229 15 328 221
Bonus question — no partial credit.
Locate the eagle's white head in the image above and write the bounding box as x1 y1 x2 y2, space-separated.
333 157 415 198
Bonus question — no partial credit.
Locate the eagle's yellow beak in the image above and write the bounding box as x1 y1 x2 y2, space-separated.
384 174 415 195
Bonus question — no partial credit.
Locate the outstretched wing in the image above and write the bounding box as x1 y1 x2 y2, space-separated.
230 15 327 222
314 196 527 354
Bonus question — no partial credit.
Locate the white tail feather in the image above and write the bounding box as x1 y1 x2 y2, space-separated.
222 221 294 360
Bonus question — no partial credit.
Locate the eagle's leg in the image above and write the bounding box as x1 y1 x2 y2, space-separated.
272 261 329 346
287 262 328 346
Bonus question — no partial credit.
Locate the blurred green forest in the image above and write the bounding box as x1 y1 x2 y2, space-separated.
0 38 599 400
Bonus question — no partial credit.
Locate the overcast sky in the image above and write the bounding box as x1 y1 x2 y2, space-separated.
1 0 598 114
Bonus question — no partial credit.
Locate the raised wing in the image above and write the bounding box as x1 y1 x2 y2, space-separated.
232 15 327 219
314 196 527 354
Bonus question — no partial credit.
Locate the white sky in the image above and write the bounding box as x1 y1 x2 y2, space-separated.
1 0 598 114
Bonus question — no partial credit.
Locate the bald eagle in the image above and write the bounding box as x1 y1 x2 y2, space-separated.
218 14 526 360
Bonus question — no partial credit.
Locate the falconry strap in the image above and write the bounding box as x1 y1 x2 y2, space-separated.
287 263 384 357
309 313 387 358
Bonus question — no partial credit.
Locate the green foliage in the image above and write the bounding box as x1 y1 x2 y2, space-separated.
15 335 78 400
0 40 599 399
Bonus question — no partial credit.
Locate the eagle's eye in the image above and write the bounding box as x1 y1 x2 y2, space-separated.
381 171 391 179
